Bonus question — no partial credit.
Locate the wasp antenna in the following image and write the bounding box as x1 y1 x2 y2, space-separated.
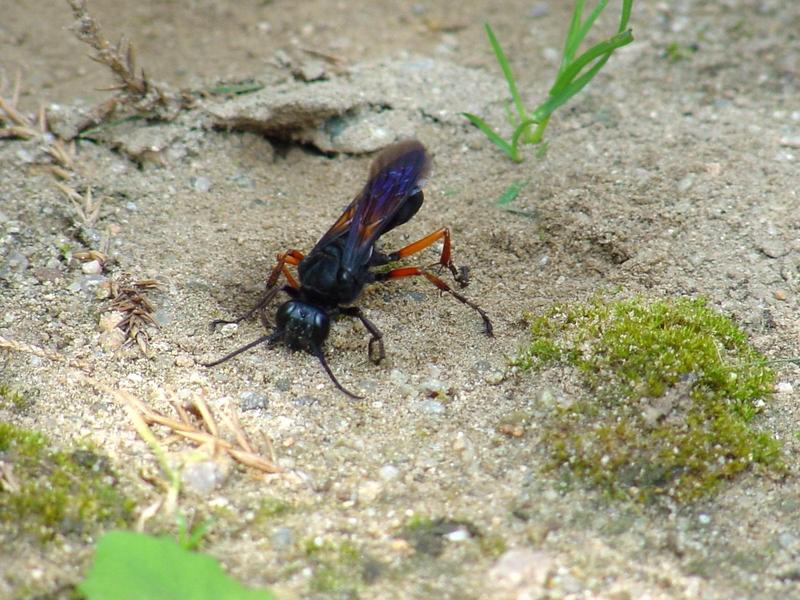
313 346 363 399
203 330 283 367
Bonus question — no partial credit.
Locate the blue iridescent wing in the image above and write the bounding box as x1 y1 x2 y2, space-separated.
309 140 431 265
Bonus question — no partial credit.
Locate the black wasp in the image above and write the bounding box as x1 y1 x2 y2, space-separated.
205 140 493 397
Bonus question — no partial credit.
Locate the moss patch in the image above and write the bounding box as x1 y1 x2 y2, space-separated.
0 384 31 412
0 423 134 541
517 297 780 502
304 538 379 596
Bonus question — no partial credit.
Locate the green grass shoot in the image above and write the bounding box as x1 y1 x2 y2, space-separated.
464 0 634 162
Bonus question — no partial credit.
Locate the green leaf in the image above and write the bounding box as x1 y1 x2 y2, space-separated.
79 530 274 600
497 179 530 206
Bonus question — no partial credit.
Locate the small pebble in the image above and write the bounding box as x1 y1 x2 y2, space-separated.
759 239 788 258
5 252 29 273
484 369 505 385
378 464 400 481
191 176 211 192
698 513 711 525
774 289 787 301
489 548 554 589
677 174 695 192
98 311 125 333
99 331 125 353
776 382 793 394
444 528 470 542
182 460 228 494
81 259 103 275
357 480 383 505
175 356 194 368
778 532 798 550
239 390 268 411
33 267 63 283
271 527 293 550
529 3 549 18
419 399 444 415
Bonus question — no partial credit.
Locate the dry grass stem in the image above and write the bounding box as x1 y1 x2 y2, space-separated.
55 183 103 227
67 0 149 98
66 0 184 134
119 388 281 474
104 276 160 352
2 334 66 365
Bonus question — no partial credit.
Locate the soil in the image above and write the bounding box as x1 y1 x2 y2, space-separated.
2 1 799 598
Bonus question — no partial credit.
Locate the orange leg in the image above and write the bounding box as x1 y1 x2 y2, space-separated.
375 266 493 336
212 249 305 329
266 249 305 289
384 228 468 286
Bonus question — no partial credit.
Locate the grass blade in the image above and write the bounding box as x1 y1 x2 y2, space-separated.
573 0 610 60
549 29 633 98
562 0 587 68
485 23 527 124
496 179 530 206
463 112 518 161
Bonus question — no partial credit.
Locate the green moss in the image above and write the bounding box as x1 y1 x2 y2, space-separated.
304 539 371 596
0 384 30 411
516 297 780 503
0 423 134 541
255 497 292 522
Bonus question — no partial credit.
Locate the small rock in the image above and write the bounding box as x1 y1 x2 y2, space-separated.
489 548 554 590
529 3 549 18
776 382 794 394
774 289 788 301
444 528 470 542
99 328 126 352
271 527 293 550
677 173 695 192
759 239 788 258
378 464 400 481
191 176 211 193
81 259 103 275
5 252 29 273
98 311 125 333
293 395 319 407
778 532 798 550
239 390 268 411
175 355 194 368
357 480 383 505
779 135 800 148
484 369 505 385
419 399 444 415
218 323 239 338
182 460 228 494
33 267 63 283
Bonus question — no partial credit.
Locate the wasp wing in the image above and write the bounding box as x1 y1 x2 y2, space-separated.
309 140 431 263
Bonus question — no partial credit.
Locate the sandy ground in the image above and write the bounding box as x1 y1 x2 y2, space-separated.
1 1 799 598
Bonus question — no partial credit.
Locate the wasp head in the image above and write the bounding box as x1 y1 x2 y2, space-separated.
276 300 330 352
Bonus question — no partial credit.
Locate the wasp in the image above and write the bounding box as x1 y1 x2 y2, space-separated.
205 140 493 397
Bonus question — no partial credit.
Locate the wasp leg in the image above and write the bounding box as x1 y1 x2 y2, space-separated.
341 306 385 364
377 228 469 287
211 249 305 330
375 266 493 336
